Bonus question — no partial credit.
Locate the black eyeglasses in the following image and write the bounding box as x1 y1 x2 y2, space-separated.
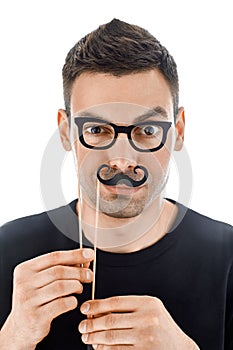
74 117 172 152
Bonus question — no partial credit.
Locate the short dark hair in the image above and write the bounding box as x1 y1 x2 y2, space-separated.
62 18 179 120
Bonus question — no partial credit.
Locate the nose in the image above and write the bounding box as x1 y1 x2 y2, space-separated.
108 158 137 172
106 135 138 172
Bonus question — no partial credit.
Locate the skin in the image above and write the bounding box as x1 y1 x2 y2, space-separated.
0 249 95 350
79 296 199 350
59 70 185 252
0 70 199 349
57 70 199 349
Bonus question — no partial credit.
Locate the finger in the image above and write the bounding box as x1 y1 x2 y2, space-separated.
81 296 139 316
34 266 93 288
79 313 136 334
41 295 78 320
81 329 135 346
34 280 83 306
24 249 95 272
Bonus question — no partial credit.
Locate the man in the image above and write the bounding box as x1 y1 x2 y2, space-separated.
0 19 232 350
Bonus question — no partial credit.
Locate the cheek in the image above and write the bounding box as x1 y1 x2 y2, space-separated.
77 147 108 186
75 143 95 170
155 129 174 169
155 147 171 170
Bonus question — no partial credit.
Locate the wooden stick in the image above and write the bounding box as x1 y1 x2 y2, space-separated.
71 120 83 250
78 186 83 249
92 179 100 301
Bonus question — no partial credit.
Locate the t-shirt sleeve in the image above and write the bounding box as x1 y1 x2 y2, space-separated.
0 225 11 329
225 257 233 349
0 223 17 329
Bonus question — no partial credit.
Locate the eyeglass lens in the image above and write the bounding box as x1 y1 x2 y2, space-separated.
82 121 163 151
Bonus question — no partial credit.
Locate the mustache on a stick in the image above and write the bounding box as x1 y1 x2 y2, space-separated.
97 164 148 187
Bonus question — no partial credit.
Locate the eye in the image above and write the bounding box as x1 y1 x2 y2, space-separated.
85 125 105 134
141 125 160 136
89 126 102 134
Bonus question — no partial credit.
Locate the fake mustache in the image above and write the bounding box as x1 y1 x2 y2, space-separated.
97 164 148 187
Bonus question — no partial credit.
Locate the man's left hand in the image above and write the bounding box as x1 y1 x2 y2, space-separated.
79 295 199 349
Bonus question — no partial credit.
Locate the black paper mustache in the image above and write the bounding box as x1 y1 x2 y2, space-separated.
97 164 148 187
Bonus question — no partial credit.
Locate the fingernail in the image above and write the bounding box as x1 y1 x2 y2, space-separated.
86 271 92 280
92 345 97 349
83 249 94 259
79 322 87 333
82 333 88 343
81 302 90 313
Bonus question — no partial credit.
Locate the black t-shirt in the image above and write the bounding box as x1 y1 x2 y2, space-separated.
0 198 233 349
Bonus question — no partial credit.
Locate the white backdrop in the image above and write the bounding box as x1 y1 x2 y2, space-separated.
0 0 232 226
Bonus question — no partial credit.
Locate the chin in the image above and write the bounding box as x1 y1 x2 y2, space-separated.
103 210 142 219
99 199 147 219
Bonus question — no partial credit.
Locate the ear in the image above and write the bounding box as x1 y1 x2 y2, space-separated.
174 107 185 151
57 109 72 151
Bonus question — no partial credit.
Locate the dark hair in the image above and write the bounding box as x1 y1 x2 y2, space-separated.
62 19 179 120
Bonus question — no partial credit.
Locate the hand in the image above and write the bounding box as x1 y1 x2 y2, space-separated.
79 295 199 350
0 248 94 350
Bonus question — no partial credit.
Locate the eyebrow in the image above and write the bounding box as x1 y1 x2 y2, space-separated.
76 106 169 122
134 107 169 122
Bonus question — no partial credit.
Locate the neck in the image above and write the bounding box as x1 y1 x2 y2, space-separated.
76 195 178 253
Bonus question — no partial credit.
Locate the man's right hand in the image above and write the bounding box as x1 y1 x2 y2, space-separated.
0 248 94 350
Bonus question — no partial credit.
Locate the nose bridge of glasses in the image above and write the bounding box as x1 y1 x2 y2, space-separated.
114 124 134 141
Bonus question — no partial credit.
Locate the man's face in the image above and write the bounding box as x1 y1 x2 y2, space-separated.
59 69 184 219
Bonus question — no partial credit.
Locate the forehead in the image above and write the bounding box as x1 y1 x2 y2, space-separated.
70 69 174 121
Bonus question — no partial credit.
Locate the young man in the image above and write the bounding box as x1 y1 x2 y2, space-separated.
0 19 232 350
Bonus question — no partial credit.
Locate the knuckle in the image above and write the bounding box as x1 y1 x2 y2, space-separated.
71 249 82 264
106 329 115 343
13 263 25 282
142 295 153 304
56 280 65 294
147 334 155 346
65 296 78 309
56 296 69 311
79 268 87 281
13 263 21 276
105 314 115 329
153 297 164 311
86 318 94 332
150 312 159 326
49 251 61 264
110 296 120 307
144 295 163 310
51 265 63 279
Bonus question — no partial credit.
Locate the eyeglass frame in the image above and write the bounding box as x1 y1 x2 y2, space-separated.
73 116 172 153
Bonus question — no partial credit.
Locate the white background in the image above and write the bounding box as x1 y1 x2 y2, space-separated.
0 0 232 226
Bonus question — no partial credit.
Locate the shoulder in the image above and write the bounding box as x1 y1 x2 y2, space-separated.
184 205 233 238
177 201 233 261
0 199 78 257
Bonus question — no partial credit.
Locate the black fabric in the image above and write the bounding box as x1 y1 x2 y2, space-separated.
0 198 233 349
